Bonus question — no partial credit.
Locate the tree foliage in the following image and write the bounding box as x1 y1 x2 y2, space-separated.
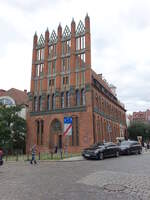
127 121 150 141
0 105 26 153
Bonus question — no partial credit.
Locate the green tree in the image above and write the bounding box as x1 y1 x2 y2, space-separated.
128 121 150 141
0 105 26 153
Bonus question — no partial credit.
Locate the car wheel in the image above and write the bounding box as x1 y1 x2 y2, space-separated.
99 152 104 160
138 149 142 154
127 149 130 155
115 151 119 157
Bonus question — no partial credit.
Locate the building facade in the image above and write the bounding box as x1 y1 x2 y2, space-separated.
0 88 28 119
132 110 150 123
27 15 127 153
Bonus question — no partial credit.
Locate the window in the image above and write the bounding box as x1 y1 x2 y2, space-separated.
81 89 85 105
37 48 44 60
61 92 64 108
47 95 50 111
81 36 85 49
62 58 65 71
75 53 85 68
63 76 69 85
81 71 85 85
76 36 85 50
62 57 70 72
66 91 70 107
76 37 80 50
41 48 44 60
36 64 44 77
66 40 71 53
0 97 14 106
66 57 70 71
34 80 38 91
52 94 55 110
49 79 55 87
34 96 38 111
76 90 80 106
81 53 85 65
48 62 52 75
39 96 42 111
76 72 79 87
49 44 56 58
52 60 56 74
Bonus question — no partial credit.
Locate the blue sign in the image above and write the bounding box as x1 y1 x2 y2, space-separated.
64 117 72 124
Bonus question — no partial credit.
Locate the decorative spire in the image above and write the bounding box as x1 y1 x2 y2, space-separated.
71 17 75 23
58 23 62 29
45 27 49 33
34 31 37 37
85 13 89 19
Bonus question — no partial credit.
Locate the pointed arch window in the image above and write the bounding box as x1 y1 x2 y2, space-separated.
52 94 55 110
39 96 42 111
34 96 38 111
61 92 64 108
81 89 85 105
47 95 50 111
76 90 80 106
66 91 70 107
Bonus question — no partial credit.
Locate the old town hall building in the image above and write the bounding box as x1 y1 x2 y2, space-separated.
27 15 127 153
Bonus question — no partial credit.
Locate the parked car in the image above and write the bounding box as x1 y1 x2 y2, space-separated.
119 140 142 155
82 142 120 160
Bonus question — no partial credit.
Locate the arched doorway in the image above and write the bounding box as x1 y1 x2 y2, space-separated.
49 119 62 149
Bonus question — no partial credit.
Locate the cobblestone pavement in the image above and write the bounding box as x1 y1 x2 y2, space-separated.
0 153 150 200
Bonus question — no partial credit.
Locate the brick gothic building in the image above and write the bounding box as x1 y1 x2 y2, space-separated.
27 15 127 153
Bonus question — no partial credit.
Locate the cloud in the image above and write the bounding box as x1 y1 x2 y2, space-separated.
0 0 150 113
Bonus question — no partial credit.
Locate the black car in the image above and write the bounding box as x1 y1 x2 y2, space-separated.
119 140 142 155
82 142 120 160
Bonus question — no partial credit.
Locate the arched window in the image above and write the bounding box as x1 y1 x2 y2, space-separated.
76 90 80 106
81 89 85 105
34 96 38 111
66 91 70 107
47 95 50 111
39 96 42 111
52 94 55 110
61 92 64 108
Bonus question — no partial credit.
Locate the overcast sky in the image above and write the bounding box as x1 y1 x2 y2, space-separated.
0 0 150 114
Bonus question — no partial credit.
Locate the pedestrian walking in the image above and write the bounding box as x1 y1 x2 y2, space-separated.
0 149 3 166
30 145 37 165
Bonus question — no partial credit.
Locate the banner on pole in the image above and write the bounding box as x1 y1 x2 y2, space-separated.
63 117 72 137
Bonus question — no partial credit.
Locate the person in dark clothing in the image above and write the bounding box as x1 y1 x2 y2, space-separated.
54 145 58 154
0 149 3 166
30 145 37 165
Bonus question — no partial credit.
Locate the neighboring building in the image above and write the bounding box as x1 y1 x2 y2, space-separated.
27 15 127 153
0 88 28 119
126 114 132 127
132 109 150 124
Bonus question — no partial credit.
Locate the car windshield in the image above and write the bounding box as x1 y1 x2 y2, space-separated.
90 143 104 148
120 141 134 146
